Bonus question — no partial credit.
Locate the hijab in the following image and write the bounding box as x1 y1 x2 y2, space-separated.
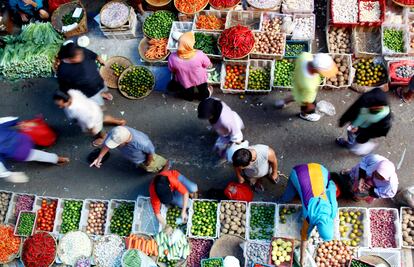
372 159 398 198
177 32 196 59
197 98 223 124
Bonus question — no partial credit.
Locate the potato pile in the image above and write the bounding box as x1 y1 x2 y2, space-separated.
253 32 284 55
401 208 414 247
0 192 11 223
326 55 350 87
315 240 355 267
328 27 352 54
86 201 108 235
262 17 282 33
219 201 246 237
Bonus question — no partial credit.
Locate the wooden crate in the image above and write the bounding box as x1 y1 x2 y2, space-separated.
100 7 138 40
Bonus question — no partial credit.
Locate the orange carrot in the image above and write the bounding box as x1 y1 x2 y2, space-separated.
137 238 142 251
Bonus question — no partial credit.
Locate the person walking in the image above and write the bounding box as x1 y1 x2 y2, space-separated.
53 90 125 146
197 98 245 158
278 163 338 266
149 169 198 227
0 116 69 183
232 144 278 191
56 42 112 107
168 32 212 101
275 53 338 122
89 126 168 173
336 88 392 155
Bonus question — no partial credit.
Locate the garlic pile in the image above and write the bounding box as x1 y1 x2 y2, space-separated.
249 0 279 9
359 1 381 22
328 27 352 54
332 0 358 23
292 16 314 40
262 16 282 33
282 0 313 12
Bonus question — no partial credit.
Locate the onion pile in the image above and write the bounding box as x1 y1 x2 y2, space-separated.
315 240 354 267
186 239 213 267
369 209 397 248
86 201 107 235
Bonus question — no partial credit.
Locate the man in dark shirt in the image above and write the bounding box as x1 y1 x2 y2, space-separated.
56 42 112 106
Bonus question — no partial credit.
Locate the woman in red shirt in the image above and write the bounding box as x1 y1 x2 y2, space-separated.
150 170 198 227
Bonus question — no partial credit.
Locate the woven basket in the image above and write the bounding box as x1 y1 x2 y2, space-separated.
57 231 93 265
145 0 172 7
138 37 170 63
21 231 57 267
51 1 87 38
100 0 130 29
246 0 279 10
118 66 155 100
209 0 241 10
210 234 245 263
174 0 209 15
393 0 414 6
99 56 133 89
0 224 22 264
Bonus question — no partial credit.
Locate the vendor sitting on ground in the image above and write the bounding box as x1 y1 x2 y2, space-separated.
150 169 198 227
278 163 338 266
336 154 399 203
168 32 212 101
395 75 414 103
9 0 49 23
232 144 278 191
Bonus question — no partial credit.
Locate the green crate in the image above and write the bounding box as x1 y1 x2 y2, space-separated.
201 257 224 267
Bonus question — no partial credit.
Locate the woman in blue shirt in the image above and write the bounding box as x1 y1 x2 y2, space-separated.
9 0 49 24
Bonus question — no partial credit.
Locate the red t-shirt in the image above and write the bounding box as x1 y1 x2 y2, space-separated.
150 170 188 214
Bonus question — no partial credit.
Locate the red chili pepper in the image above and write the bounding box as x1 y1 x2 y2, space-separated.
219 25 255 58
22 232 56 267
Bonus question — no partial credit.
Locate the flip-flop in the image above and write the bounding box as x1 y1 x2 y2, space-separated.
92 138 104 147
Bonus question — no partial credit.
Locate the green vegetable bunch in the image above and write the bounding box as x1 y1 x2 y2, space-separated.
62 10 83 26
249 204 275 240
119 66 154 99
274 59 294 87
194 33 219 55
190 201 218 237
123 249 142 267
110 202 134 236
61 200 83 234
248 67 271 90
17 212 36 236
143 11 176 39
383 29 404 53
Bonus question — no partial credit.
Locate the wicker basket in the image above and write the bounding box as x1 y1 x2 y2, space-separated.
118 66 155 100
100 0 130 29
145 0 172 7
57 231 93 266
21 231 57 267
393 0 414 7
174 0 209 15
0 224 22 264
247 0 280 10
138 37 170 63
209 0 241 10
99 56 133 89
51 1 87 38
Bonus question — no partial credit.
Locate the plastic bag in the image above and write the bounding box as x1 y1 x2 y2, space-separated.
393 186 414 208
316 100 336 116
223 256 240 267
224 182 254 202
18 116 56 147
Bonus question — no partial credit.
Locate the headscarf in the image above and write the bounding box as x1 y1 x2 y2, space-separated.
197 98 223 124
372 159 399 198
312 53 338 78
177 32 196 59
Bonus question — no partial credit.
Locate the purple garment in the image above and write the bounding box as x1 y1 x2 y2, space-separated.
168 50 211 89
11 134 33 161
0 117 33 163
212 102 244 143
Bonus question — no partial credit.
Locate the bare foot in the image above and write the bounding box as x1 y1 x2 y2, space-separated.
101 92 113 101
118 119 127 126
57 157 70 165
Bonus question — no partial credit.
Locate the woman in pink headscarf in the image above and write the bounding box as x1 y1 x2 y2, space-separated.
340 154 399 203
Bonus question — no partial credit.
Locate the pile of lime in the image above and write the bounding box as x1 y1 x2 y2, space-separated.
158 257 178 267
249 204 275 240
109 202 134 236
190 201 218 237
248 67 271 90
61 200 83 234
339 209 364 247
119 66 154 99
273 59 294 87
278 206 299 224
166 206 182 228
143 11 176 39
110 63 126 77
202 258 223 267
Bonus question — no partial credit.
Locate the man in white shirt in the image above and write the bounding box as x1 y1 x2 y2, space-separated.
53 90 125 146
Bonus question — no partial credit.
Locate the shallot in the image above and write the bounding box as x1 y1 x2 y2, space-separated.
245 242 269 265
359 1 381 22
369 209 397 248
14 194 34 219
186 239 213 267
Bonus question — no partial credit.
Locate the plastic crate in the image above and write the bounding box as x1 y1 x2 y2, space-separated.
220 59 248 93
268 237 294 266
330 0 359 27
326 26 353 54
100 7 138 40
105 199 136 236
250 263 273 267
53 198 84 234
272 58 295 89
194 32 222 58
167 22 193 52
400 206 414 249
281 0 314 14
250 32 286 60
247 202 276 242
381 24 410 57
246 59 275 93
0 190 14 224
225 11 262 30
5 193 36 225
357 248 401 267
187 199 220 239
244 241 271 267
284 40 310 58
79 199 109 236
274 204 302 240
352 26 382 58
192 10 228 32
32 196 60 232
325 54 354 89
368 208 401 249
337 207 370 248
14 211 37 237
133 196 164 236
292 14 315 40
201 257 224 267
260 12 293 36
358 0 386 27
218 200 248 238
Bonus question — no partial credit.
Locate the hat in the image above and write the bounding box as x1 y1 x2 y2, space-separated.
105 126 131 149
312 53 338 78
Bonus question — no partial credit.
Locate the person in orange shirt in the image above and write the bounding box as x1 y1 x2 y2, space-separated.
150 170 198 227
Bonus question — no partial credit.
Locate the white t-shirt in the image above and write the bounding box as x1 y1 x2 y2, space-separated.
65 89 103 134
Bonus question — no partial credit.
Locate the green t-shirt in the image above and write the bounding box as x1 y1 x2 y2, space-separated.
292 52 321 104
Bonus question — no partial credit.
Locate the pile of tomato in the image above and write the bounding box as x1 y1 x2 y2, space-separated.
36 199 57 232
224 64 246 90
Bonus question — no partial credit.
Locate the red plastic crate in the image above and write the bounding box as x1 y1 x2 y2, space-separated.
358 0 386 27
330 0 359 27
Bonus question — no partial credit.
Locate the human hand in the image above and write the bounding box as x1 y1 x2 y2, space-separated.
164 225 173 235
19 12 29 22
89 157 103 168
22 0 33 6
271 173 279 183
238 177 245 184
350 126 359 133
181 211 188 223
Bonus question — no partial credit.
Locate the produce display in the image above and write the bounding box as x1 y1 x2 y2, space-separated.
315 240 354 267
166 206 184 229
15 211 36 236
218 25 255 59
273 59 294 87
144 38 168 60
0 224 21 263
190 200 218 237
85 201 107 235
292 16 314 40
209 0 240 9
13 194 35 220
156 230 190 261
62 9 83 26
331 0 358 23
60 199 83 234
21 232 56 267
122 249 142 267
36 198 57 232
109 201 134 236
383 28 405 53
401 207 414 247
195 14 225 31
219 201 246 237
94 234 125 267
359 1 382 22
326 55 350 87
282 0 313 12
338 209 365 247
350 259 373 267
353 27 381 55
75 256 91 267
369 209 397 248
270 238 293 266
223 64 247 90
208 68 221 84
328 27 352 54
100 2 129 28
253 32 284 55
278 206 299 224
285 42 307 57
110 63 126 77
248 66 271 91
245 242 269 266
195 33 220 55
135 197 160 235
248 203 275 240
248 0 278 9
126 234 158 256
175 0 208 14
186 239 214 267
143 11 176 39
202 258 223 267
353 58 386 86
0 191 11 223
119 66 155 99
58 231 93 265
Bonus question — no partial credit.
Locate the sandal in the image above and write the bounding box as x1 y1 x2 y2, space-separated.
92 138 104 147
